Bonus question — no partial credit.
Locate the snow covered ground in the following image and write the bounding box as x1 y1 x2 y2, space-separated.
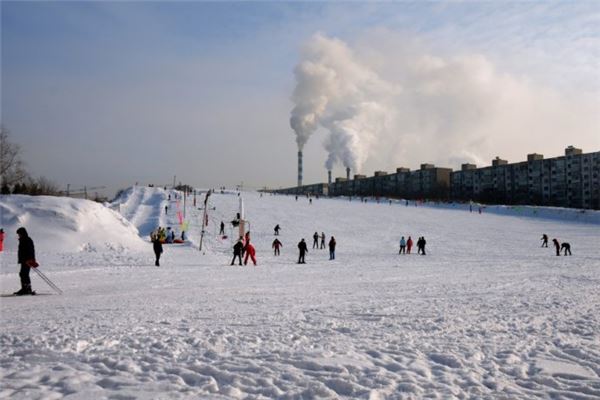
1 187 599 399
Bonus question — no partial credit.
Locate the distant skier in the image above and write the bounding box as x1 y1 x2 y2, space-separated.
329 236 336 260
244 242 257 266
181 231 186 241
406 236 413 254
166 227 173 244
399 236 406 254
561 242 572 256
320 232 326 249
0 228 4 252
231 239 243 266
165 205 168 214
541 234 548 247
552 238 560 256
313 232 319 249
272 238 282 256
417 236 427 255
153 235 163 267
274 224 280 235
309 198 313 205
15 227 36 295
298 239 308 264
220 221 225 235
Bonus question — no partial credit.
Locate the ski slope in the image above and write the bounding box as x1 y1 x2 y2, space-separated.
1 188 599 399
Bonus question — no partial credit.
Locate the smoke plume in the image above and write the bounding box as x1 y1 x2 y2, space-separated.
290 31 599 176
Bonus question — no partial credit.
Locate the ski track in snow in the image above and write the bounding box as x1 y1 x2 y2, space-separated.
1 189 600 399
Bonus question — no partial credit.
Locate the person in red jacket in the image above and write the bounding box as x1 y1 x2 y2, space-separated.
0 228 4 252
244 242 257 266
406 236 413 254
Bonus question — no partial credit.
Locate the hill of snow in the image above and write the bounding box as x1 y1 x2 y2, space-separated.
1 188 599 399
0 194 147 254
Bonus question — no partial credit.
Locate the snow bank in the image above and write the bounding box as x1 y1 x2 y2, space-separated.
0 194 147 254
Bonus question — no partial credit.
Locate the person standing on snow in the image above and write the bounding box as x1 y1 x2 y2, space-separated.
561 242 572 256
220 221 225 235
231 239 244 265
272 238 282 256
552 238 560 256
244 242 257 266
328 236 336 260
541 234 548 247
15 227 35 295
298 239 308 264
320 232 326 249
274 224 281 235
0 228 4 252
153 235 163 266
399 236 406 254
406 236 413 254
313 232 319 249
165 205 168 214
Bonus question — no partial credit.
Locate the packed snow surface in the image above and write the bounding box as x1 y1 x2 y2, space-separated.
1 187 599 399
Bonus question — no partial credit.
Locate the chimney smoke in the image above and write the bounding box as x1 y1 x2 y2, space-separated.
328 170 332 185
297 151 303 187
346 167 350 180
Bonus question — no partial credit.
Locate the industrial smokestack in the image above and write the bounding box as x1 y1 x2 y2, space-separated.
328 170 332 185
297 151 303 187
346 167 350 180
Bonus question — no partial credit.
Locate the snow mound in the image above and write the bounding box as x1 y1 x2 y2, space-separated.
0 194 147 253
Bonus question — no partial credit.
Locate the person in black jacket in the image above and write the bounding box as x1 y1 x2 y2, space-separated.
328 236 336 260
231 239 244 265
561 242 572 256
16 227 35 295
153 235 163 266
312 232 319 249
298 239 308 264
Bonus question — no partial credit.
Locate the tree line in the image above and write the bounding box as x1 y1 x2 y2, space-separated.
1 126 60 196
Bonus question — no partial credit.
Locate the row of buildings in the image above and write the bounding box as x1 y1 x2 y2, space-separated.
272 146 600 210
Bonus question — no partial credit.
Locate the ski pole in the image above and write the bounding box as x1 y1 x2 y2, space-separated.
33 268 63 294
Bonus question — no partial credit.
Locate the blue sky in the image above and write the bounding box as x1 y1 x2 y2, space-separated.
2 1 599 196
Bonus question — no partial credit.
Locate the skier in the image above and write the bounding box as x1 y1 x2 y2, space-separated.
181 231 186 241
406 236 413 254
329 236 336 260
274 224 280 235
0 228 4 252
165 205 168 214
417 237 427 255
552 238 560 256
166 227 173 244
297 239 308 264
220 221 225 235
244 242 257 266
320 232 326 249
541 234 548 247
309 198 312 205
15 227 35 295
272 238 282 256
313 232 319 249
153 235 163 266
561 242 572 256
399 236 406 254
231 239 243 266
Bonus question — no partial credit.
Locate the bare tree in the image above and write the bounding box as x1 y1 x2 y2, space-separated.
0 125 28 187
